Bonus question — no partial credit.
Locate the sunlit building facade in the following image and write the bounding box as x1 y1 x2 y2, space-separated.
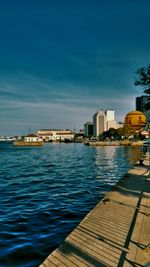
37 129 74 141
93 109 117 137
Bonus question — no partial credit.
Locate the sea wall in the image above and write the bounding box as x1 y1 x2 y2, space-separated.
13 141 43 146
85 140 144 146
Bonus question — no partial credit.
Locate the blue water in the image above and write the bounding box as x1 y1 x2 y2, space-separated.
0 143 141 267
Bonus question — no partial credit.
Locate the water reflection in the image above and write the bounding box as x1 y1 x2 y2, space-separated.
0 143 142 267
93 146 142 187
124 146 142 165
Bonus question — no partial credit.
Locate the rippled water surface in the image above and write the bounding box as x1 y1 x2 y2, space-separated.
0 143 141 267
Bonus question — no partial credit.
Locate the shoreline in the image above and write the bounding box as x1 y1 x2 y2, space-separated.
85 140 144 146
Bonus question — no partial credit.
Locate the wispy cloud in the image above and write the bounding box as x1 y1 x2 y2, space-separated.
0 1 150 135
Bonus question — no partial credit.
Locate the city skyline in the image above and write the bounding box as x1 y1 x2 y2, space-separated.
0 1 150 135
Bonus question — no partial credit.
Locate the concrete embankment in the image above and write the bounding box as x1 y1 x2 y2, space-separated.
39 156 150 267
85 140 144 146
13 141 43 146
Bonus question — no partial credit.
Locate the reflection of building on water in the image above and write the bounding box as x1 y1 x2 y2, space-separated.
94 146 117 169
94 147 119 186
124 146 142 165
93 146 142 186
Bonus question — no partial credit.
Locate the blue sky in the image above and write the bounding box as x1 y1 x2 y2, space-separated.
0 0 150 135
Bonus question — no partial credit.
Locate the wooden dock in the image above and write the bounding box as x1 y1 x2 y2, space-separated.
39 159 150 267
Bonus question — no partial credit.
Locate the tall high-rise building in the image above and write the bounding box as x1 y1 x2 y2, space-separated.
105 109 115 121
136 95 150 121
84 122 93 137
93 111 106 136
93 109 116 137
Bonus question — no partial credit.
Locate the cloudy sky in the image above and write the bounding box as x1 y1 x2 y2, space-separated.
0 0 150 135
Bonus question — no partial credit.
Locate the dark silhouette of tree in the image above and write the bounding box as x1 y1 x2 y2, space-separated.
135 64 150 95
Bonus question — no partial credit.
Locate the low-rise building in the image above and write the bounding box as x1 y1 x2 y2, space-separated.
37 129 74 142
24 134 42 142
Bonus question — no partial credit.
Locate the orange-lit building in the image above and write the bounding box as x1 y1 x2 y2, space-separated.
124 111 146 130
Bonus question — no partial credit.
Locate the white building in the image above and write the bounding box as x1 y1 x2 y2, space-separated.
93 109 119 137
105 109 115 121
24 134 42 142
93 110 107 136
37 129 74 142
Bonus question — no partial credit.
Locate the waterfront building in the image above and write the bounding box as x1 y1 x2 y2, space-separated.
37 129 74 142
74 130 84 142
24 134 42 142
13 133 43 146
93 109 118 137
124 111 146 130
136 95 150 121
84 122 93 137
93 110 106 136
105 109 115 121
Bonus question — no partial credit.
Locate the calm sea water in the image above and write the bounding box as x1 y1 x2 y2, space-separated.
0 143 141 267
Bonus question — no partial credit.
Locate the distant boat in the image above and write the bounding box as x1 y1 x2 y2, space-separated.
13 134 43 146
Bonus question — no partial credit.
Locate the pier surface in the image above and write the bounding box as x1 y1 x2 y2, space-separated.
40 159 150 267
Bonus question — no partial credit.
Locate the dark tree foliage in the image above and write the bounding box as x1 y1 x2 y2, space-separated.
135 64 150 94
98 126 140 140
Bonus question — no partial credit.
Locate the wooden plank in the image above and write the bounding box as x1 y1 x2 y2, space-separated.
77 226 129 253
73 228 125 255
56 244 91 267
87 214 130 233
89 208 134 224
84 216 129 237
39 163 150 267
52 250 78 267
79 220 126 245
39 257 56 267
66 235 118 267
71 230 121 259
